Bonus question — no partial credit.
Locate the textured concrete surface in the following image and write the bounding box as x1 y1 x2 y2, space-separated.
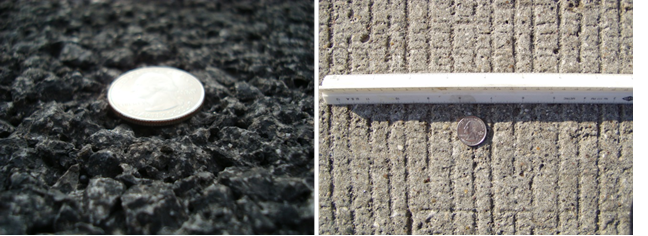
318 0 632 234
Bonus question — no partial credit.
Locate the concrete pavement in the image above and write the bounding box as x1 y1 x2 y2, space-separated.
318 0 633 234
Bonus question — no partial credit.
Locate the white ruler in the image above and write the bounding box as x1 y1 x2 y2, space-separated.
320 73 632 105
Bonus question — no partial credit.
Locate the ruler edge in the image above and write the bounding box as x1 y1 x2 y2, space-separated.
320 73 633 90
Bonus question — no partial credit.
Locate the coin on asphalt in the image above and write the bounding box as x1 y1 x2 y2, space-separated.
457 116 487 146
108 66 205 126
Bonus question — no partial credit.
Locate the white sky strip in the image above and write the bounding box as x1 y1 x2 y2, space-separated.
320 73 633 104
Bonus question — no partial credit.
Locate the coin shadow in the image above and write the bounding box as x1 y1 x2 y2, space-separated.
339 103 632 147
473 123 493 149
344 103 632 122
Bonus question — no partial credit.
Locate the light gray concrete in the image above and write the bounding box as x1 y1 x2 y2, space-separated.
318 0 633 234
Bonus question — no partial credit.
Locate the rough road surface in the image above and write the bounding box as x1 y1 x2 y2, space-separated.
319 0 632 234
1 0 314 234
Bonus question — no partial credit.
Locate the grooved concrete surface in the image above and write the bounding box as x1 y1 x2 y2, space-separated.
318 0 632 234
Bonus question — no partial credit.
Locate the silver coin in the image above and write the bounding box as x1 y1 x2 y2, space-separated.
457 116 487 146
107 67 205 126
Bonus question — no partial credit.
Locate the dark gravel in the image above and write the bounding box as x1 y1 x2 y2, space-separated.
0 0 314 234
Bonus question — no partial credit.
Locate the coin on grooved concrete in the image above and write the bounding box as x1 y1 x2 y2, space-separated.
457 116 487 146
108 67 205 126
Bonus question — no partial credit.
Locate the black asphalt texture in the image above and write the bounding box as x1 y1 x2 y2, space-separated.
0 0 314 234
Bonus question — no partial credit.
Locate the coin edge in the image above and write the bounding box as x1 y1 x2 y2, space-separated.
107 66 205 124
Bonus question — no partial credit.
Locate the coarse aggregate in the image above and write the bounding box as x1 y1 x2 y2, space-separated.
0 0 314 234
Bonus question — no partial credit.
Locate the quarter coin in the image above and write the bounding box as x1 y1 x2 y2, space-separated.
457 116 487 146
107 66 205 126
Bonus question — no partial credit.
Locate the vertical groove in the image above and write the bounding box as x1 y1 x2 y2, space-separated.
366 1 375 233
327 1 334 73
425 27 430 72
617 0 621 46
385 0 392 69
487 106 494 233
347 106 356 235
487 0 493 72
448 107 455 233
369 104 393 234
403 0 409 72
326 105 337 234
556 1 561 72
577 2 582 67
347 35 352 73
427 0 433 72
597 2 602 73
576 136 581 232
349 207 356 234
510 107 516 176
484 3 495 230
577 104 584 234
619 104 633 233
617 0 623 73
470 105 478 234
554 107 564 234
425 118 430 169
366 115 374 234
472 104 481 235
450 1 455 72
513 213 516 235
513 103 532 234
385 118 393 233
403 118 412 235
597 105 604 233
514 0 534 72
345 0 352 74
618 0 632 73
471 146 477 233
510 0 516 73
577 104 600 234
529 1 534 72
386 35 391 64
368 0 374 31
529 169 535 233
579 0 588 72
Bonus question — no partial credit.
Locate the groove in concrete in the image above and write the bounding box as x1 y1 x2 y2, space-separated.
619 0 632 74
530 104 560 234
331 105 354 234
598 105 620 234
474 104 493 235
349 105 373 234
513 104 535 235
369 105 393 234
387 104 408 234
557 104 579 235
577 104 600 234
515 0 534 72
600 0 620 73
406 0 429 72
319 101 335 234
